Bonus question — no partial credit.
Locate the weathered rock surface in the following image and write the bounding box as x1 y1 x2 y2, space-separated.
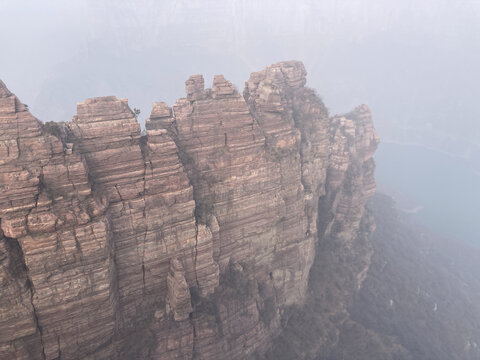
0 80 116 360
166 258 192 321
0 61 378 359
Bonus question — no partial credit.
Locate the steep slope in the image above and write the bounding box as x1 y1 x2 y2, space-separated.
337 194 480 360
0 61 378 359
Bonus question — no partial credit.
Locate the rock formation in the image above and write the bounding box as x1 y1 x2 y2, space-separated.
0 61 378 359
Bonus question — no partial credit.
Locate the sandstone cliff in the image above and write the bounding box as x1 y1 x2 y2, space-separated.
0 61 378 359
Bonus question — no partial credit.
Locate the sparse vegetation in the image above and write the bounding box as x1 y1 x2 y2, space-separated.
133 108 141 119
43 121 64 140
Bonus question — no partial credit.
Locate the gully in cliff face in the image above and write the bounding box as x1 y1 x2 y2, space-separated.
0 61 378 359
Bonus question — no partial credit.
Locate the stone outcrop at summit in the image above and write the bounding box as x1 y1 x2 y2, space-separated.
0 61 378 359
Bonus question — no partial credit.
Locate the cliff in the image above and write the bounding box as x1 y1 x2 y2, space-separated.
0 61 378 359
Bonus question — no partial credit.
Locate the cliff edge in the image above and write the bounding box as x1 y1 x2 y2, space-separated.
0 61 378 359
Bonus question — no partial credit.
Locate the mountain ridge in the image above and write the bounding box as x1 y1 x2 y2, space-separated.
0 61 378 359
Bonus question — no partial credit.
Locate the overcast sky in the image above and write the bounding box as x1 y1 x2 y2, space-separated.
1 0 479 159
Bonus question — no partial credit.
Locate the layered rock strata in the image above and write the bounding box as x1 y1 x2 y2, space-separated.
0 80 116 359
0 61 378 359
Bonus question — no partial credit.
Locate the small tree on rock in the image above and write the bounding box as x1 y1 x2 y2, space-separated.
133 108 141 119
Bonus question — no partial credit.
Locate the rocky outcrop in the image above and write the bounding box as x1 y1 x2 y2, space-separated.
264 103 379 359
0 80 116 360
166 259 192 321
0 61 378 359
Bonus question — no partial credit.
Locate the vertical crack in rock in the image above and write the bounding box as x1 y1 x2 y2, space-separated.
28 281 46 360
55 335 61 359
191 317 198 359
139 134 149 292
193 224 200 288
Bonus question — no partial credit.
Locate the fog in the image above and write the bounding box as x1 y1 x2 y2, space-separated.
1 0 479 244
3 2 480 359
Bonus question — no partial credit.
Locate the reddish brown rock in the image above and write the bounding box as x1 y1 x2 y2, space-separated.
68 95 199 351
0 81 116 360
166 258 193 321
0 61 378 359
186 74 206 101
0 236 43 360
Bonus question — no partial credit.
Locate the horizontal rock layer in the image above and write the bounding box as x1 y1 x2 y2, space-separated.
0 61 378 359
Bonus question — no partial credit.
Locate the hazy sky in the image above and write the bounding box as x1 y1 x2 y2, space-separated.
1 0 479 159
1 0 479 244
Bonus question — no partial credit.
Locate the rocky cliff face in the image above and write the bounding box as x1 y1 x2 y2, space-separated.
0 61 378 359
